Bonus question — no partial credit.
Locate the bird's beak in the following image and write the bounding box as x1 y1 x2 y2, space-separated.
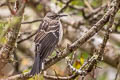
57 14 68 17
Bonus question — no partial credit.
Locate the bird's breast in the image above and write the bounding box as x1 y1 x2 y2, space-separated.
58 21 63 45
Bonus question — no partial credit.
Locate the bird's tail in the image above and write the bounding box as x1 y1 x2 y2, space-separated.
30 55 43 76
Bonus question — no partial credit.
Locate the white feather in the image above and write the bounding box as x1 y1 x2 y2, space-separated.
58 21 63 45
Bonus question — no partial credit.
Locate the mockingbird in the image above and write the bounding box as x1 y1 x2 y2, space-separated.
30 12 67 75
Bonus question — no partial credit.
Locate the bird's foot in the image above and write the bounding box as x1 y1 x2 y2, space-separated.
55 48 63 56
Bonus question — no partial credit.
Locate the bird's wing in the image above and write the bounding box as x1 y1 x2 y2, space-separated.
34 20 59 42
34 20 59 59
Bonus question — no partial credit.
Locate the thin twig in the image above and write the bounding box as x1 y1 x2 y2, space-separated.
21 18 43 24
0 1 7 7
6 0 16 15
84 0 93 12
44 71 78 80
17 31 37 44
58 0 73 13
58 0 84 11
16 0 26 16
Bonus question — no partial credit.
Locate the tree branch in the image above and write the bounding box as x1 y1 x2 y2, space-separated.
21 18 42 24
58 0 74 13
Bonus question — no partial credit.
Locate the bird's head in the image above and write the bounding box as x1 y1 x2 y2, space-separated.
44 12 67 20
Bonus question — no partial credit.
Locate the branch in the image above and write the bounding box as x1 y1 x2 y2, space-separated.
16 0 26 16
6 0 16 15
43 71 78 80
1 72 29 80
58 0 73 13
58 0 84 12
0 1 6 7
21 18 43 24
17 31 37 44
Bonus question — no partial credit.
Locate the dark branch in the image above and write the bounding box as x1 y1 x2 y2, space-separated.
17 31 37 44
58 0 73 13
21 18 43 24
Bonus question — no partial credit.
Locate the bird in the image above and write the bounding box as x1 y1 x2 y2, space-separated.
30 12 67 75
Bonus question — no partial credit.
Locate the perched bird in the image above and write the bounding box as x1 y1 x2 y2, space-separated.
30 12 67 75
